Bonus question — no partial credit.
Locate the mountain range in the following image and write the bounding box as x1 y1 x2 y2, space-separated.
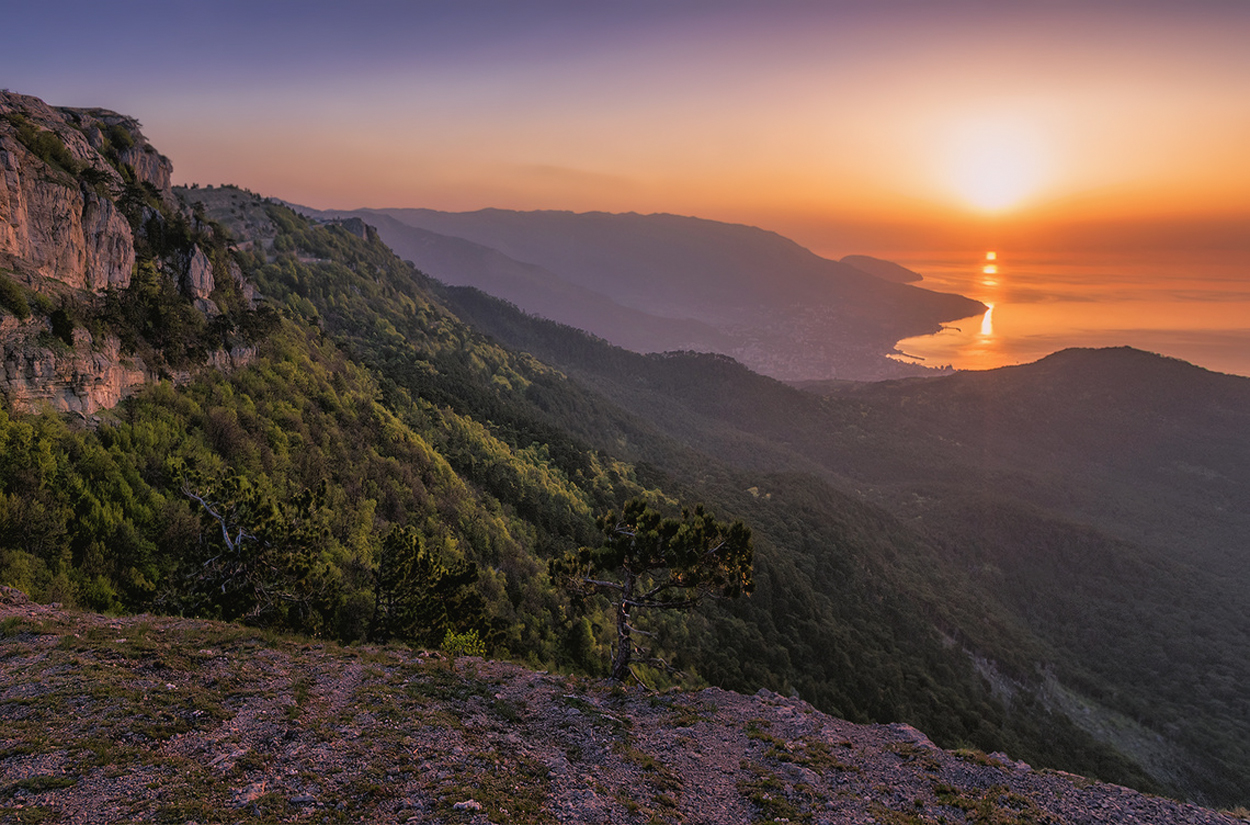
295 204 982 381
3 89 1249 813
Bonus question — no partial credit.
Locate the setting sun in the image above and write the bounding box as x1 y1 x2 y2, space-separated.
946 119 1049 212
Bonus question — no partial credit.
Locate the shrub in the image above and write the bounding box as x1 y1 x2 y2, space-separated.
0 272 30 320
441 628 486 658
4 113 80 176
49 308 75 346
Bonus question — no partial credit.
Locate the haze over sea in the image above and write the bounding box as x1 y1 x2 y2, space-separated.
889 249 1250 379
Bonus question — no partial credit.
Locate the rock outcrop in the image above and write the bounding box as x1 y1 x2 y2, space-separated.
0 92 150 292
0 90 256 415
0 323 148 416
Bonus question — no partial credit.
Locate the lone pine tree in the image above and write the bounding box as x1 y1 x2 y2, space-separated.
551 499 753 681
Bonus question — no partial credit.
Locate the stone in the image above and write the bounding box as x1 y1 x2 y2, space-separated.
82 190 134 290
183 245 215 300
0 92 141 293
232 782 266 806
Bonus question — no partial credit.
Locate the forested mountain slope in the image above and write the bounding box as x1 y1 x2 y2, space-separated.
439 285 1250 806
2 91 1241 811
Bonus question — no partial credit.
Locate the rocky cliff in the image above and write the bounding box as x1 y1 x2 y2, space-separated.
0 91 251 415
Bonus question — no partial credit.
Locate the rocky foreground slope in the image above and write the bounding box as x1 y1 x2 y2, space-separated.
2 588 1241 825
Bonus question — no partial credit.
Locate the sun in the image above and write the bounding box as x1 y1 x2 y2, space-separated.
945 118 1049 212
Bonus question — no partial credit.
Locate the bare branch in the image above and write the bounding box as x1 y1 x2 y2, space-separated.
184 486 260 553
579 576 626 592
625 596 701 610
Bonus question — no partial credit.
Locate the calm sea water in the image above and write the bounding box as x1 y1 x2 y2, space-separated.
889 250 1250 378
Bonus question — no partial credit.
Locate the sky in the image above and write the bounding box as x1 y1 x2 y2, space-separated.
4 0 1250 258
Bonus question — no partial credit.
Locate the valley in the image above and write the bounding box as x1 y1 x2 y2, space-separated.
2 88 1249 817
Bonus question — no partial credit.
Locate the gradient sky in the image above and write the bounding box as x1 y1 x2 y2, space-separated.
5 0 1249 256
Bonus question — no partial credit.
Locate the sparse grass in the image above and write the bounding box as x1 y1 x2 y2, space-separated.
154 798 221 823
285 673 314 721
434 750 555 823
605 731 683 823
617 791 641 814
491 695 525 723
932 782 1048 825
867 800 931 825
792 737 860 773
667 699 717 727
953 747 998 767
405 668 494 704
617 741 659 772
232 749 268 775
2 775 79 796
0 804 54 824
563 693 631 733
737 759 810 824
0 616 48 638
887 741 942 772
747 717 811 764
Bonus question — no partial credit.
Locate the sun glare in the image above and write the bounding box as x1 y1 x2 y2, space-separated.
946 119 1049 213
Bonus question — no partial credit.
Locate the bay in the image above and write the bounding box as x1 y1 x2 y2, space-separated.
889 249 1250 378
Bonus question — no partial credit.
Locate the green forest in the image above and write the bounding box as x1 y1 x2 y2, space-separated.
2 146 1247 808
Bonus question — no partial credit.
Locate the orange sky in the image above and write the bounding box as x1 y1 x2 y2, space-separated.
6 2 1250 257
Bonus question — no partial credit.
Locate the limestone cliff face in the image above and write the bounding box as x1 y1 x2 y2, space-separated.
0 91 251 416
0 93 151 292
0 319 148 416
182 244 221 315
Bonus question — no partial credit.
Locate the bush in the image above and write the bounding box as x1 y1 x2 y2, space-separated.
4 113 80 176
49 308 75 346
0 272 30 320
442 628 486 658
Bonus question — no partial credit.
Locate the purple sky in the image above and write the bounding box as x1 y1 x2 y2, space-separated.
6 1 1250 256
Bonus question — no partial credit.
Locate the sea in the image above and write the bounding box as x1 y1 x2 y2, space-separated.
888 249 1250 378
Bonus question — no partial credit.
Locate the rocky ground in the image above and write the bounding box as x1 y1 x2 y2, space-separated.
2 587 1244 825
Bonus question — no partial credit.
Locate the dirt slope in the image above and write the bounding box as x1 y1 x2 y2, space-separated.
1 588 1241 824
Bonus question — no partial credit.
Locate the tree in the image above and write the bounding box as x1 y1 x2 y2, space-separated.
181 477 336 631
370 524 486 648
550 498 753 681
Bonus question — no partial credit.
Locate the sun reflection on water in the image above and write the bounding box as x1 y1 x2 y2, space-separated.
980 303 995 337
887 248 1250 377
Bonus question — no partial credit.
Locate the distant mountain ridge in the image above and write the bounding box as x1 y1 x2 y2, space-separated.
295 205 983 380
839 253 923 283
319 208 732 354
